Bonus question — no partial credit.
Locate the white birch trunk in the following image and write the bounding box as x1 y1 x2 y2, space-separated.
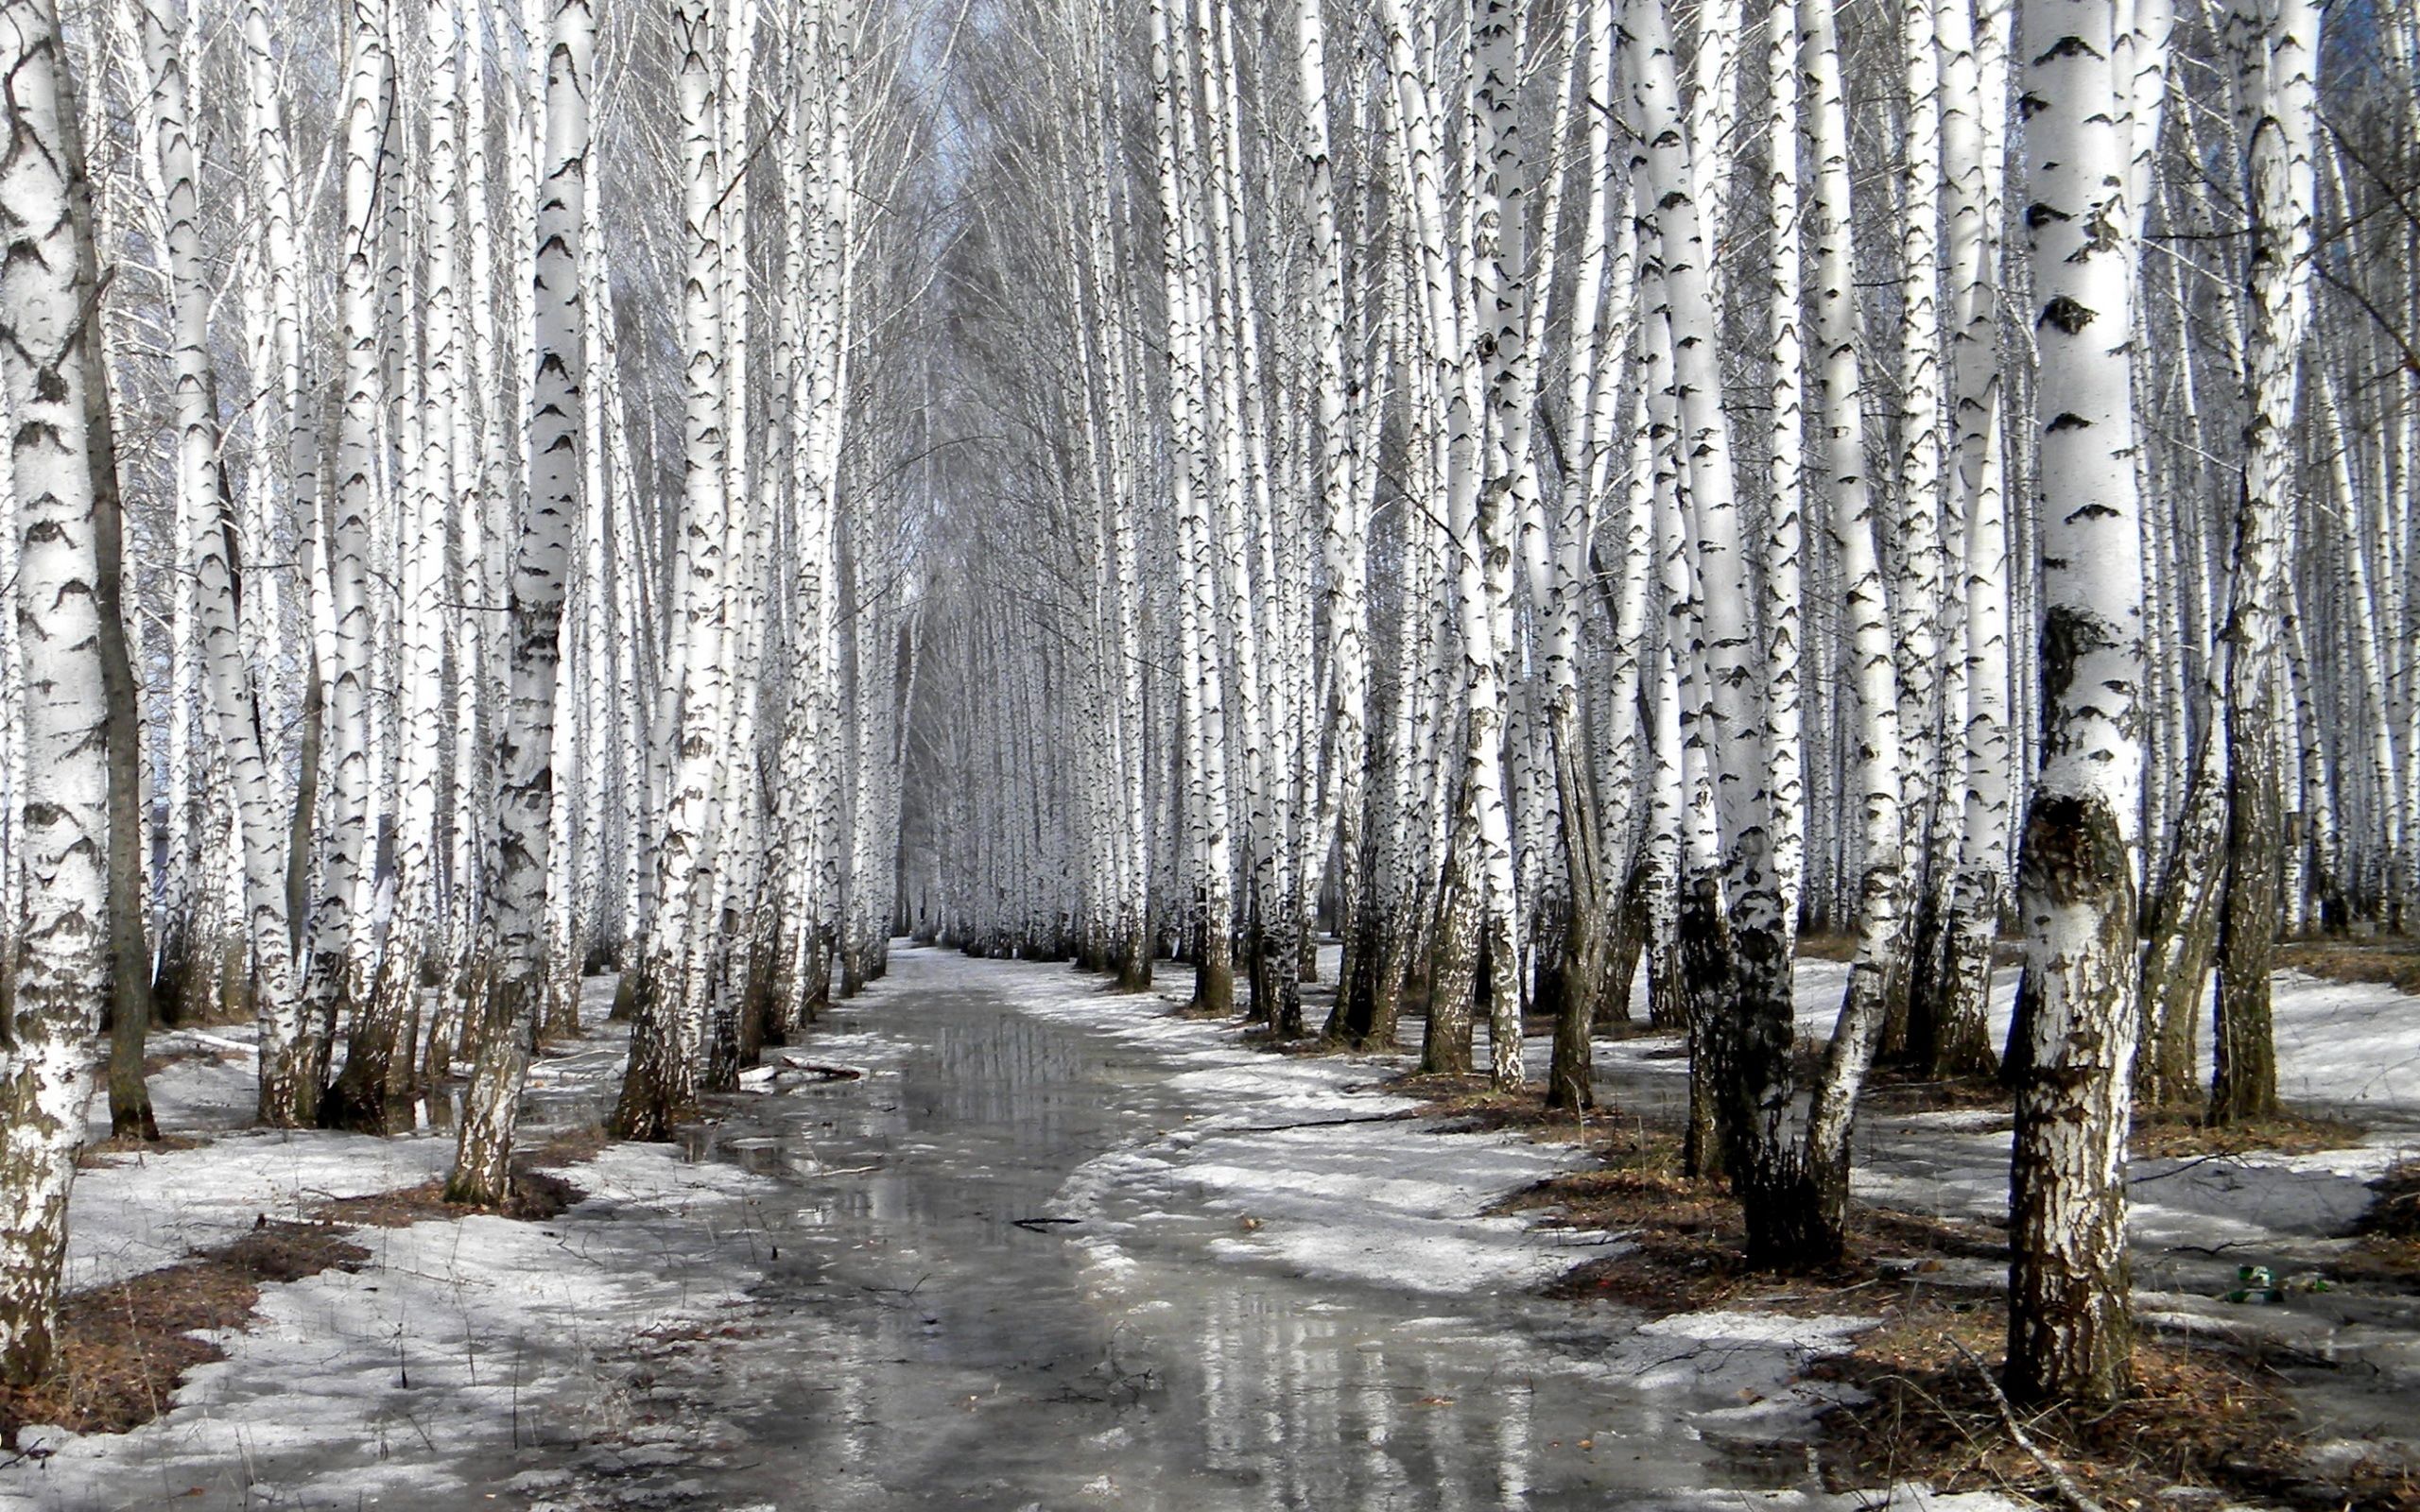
302 0 395 1125
0 0 113 1380
615 0 731 1138
456 0 592 1196
2005 0 2152 1406
130 0 306 1126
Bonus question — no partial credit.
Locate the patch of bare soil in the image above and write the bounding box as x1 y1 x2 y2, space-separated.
2357 1160 2420 1239
1515 1162 2006 1317
1392 1076 1667 1152
2275 938 2420 996
74 1134 210 1169
309 1168 585 1228
522 1120 614 1169
1795 933 1861 963
2333 1160 2420 1289
1812 1300 2418 1512
140 1043 223 1077
1860 1067 2014 1117
1508 1133 2415 1508
2130 1107 2368 1160
1238 1025 1362 1057
0 1222 370 1452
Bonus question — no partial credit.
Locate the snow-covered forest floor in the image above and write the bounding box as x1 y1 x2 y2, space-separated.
3 946 2413 1509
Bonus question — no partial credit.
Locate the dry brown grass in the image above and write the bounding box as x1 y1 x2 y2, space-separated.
0 1223 370 1452
1516 1165 2006 1316
2130 1107 2368 1160
1860 1068 2014 1117
307 1169 584 1228
1390 1075 1674 1153
139 1044 223 1077
2361 1160 2420 1240
2275 938 2420 996
2331 1160 2420 1290
1473 1094 2004 1316
1814 1300 2417 1512
74 1134 209 1169
1238 1025 1364 1057
1495 1121 2417 1508
520 1120 613 1170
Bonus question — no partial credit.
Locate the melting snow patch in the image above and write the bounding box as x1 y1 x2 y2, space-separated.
4 1141 775 1511
1601 1310 1874 1396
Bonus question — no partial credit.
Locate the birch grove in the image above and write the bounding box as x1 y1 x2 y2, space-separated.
1 0 2415 1422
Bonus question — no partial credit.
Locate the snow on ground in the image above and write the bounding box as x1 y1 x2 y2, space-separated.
11 947 2417 1505
1590 956 2420 1121
1583 957 2420 1247
1582 952 2420 1473
85 1026 264 1139
2267 970 2420 1110
5 1139 776 1511
941 943 2420 1482
6 981 779 1511
66 1125 458 1291
900 948 1610 1299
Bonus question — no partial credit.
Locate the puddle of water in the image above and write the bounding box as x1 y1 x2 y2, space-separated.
570 972 1784 1510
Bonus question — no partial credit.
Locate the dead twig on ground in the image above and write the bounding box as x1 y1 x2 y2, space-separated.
1945 1334 2111 1512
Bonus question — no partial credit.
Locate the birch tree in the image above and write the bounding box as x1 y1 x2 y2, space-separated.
2005 0 2152 1405
615 0 730 1139
302 0 393 1129
0 0 116 1379
2208 0 2318 1126
453 0 594 1202
129 0 297 1129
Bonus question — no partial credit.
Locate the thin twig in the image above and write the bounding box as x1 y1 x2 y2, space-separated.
1945 1335 2112 1512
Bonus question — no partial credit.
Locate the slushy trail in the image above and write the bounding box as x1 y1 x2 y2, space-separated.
555 944 1801 1511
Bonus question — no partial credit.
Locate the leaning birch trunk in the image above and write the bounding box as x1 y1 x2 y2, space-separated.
1929 0 2014 1080
1761 0 1807 988
1187 0 1275 1033
368 0 466 1109
1726 0 1907 1262
1891 0 1951 1061
451 0 592 1204
1149 0 1235 1020
95 0 171 1146
0 0 114 1380
78 36 151 1134
2207 0 2317 1126
1378 0 1495 1076
237 0 309 1091
132 0 300 1129
1467 0 1531 1090
2005 0 2151 1407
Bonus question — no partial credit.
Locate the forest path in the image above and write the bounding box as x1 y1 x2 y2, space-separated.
544 944 1796 1511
